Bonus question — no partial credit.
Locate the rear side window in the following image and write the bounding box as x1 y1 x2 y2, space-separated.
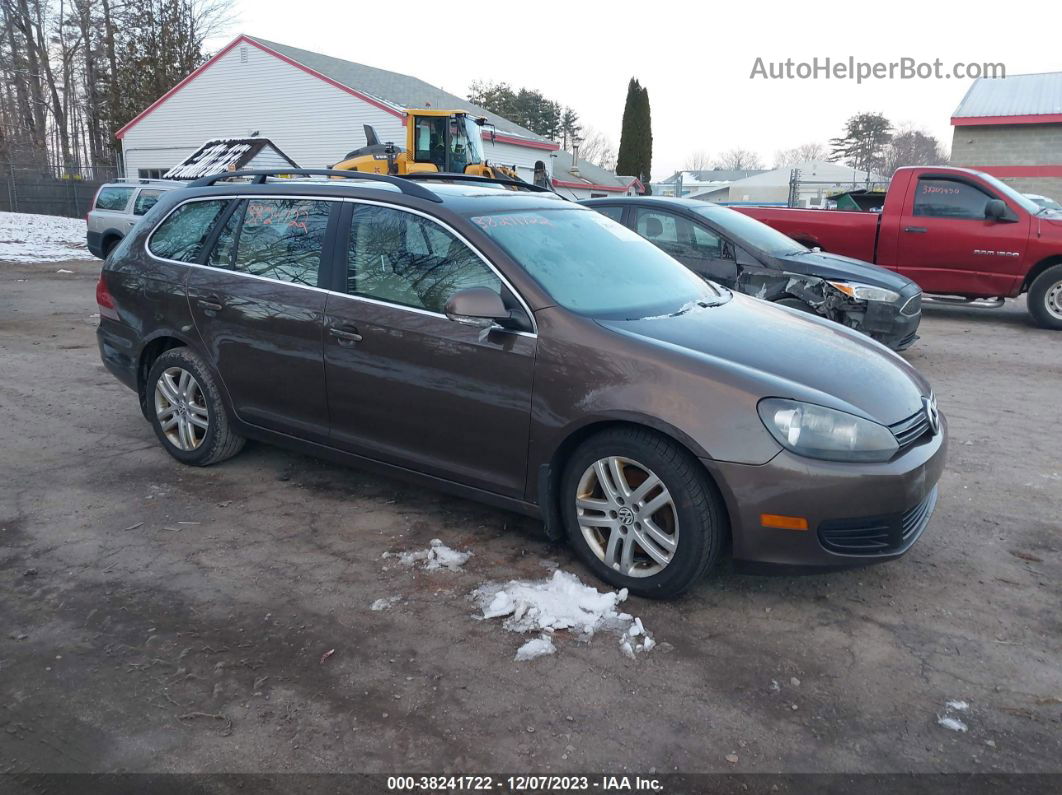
593 205 624 223
913 179 992 219
148 200 229 263
227 199 331 287
133 189 163 216
347 205 500 313
95 186 133 211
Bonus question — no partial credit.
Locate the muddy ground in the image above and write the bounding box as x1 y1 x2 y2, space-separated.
1 258 1059 781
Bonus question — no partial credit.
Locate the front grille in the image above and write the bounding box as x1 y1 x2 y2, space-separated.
890 409 932 452
818 487 938 556
900 292 923 316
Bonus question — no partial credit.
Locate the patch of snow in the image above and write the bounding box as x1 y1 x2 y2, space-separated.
946 700 969 711
388 538 471 572
0 212 89 262
370 596 401 611
514 634 556 662
938 715 968 732
473 569 655 660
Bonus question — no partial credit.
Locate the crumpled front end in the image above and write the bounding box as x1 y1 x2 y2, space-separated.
739 270 922 351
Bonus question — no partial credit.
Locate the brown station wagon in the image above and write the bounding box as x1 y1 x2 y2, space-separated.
96 170 947 598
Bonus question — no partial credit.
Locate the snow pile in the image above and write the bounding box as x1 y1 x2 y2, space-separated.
0 212 89 262
937 699 970 732
514 635 556 661
370 596 401 611
473 569 655 661
388 538 471 572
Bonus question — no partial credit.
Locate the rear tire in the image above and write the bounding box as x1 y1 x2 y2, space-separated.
561 427 726 599
1027 264 1062 330
146 347 245 466
101 235 120 258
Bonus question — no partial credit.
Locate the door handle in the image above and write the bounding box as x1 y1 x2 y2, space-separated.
329 326 363 344
196 297 224 312
904 226 927 234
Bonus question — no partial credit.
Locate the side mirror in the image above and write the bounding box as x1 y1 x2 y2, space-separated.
444 287 510 328
985 199 1009 222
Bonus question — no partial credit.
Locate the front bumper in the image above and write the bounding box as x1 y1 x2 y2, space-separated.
855 291 922 351
702 414 946 570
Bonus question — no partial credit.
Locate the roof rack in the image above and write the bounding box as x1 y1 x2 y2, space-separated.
112 177 183 186
402 172 559 195
187 169 442 203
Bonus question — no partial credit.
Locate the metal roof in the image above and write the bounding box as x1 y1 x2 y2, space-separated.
551 149 641 191
247 37 550 144
657 169 768 185
953 72 1062 119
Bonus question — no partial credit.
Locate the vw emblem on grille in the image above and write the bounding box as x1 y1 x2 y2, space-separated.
617 507 635 526
922 395 940 435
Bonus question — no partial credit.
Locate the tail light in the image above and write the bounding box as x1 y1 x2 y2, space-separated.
96 274 119 320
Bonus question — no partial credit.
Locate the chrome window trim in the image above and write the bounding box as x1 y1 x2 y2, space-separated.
339 196 538 336
143 193 538 338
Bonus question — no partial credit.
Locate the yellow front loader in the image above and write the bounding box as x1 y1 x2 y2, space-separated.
331 109 526 183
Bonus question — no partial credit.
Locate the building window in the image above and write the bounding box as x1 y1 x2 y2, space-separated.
138 168 165 180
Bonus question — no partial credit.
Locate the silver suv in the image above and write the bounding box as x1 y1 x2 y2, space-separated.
87 179 182 259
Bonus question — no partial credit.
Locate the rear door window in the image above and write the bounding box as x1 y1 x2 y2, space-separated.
95 186 133 211
148 200 230 263
230 199 332 287
913 179 993 219
593 205 624 223
133 189 163 216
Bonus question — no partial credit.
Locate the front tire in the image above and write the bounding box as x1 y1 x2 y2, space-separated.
561 427 726 599
146 347 245 466
1027 264 1062 330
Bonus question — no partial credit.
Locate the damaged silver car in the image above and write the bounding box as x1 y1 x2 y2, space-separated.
581 197 922 351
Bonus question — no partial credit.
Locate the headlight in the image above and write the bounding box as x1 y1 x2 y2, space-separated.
757 398 898 462
827 281 900 303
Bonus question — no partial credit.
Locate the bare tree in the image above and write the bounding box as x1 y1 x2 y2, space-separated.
773 141 829 167
714 148 764 171
880 125 948 176
578 125 617 171
0 0 234 174
683 150 712 170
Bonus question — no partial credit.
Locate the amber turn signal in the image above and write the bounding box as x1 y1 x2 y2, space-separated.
760 513 809 531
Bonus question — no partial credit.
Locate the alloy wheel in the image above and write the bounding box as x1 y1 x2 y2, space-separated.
154 367 209 451
575 456 679 578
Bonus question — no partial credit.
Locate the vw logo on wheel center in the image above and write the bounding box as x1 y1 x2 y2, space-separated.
617 507 635 526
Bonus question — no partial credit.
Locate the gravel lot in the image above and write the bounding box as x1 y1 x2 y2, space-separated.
1 258 1059 780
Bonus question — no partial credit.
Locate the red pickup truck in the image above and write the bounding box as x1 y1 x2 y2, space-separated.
738 166 1062 329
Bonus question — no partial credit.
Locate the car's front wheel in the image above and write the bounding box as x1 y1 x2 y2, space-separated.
146 347 245 466
561 427 726 599
1027 264 1062 330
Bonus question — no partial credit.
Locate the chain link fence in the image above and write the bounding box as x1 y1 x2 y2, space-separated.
1 163 122 218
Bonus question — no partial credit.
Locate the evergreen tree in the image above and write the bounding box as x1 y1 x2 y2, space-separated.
829 112 893 176
617 78 653 192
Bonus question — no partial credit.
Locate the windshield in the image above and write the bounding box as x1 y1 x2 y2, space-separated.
971 171 1041 214
470 208 721 319
451 116 485 172
694 205 808 256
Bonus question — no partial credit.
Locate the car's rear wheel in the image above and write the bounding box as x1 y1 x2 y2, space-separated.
147 348 244 466
561 427 726 599
1027 264 1062 330
101 235 121 258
